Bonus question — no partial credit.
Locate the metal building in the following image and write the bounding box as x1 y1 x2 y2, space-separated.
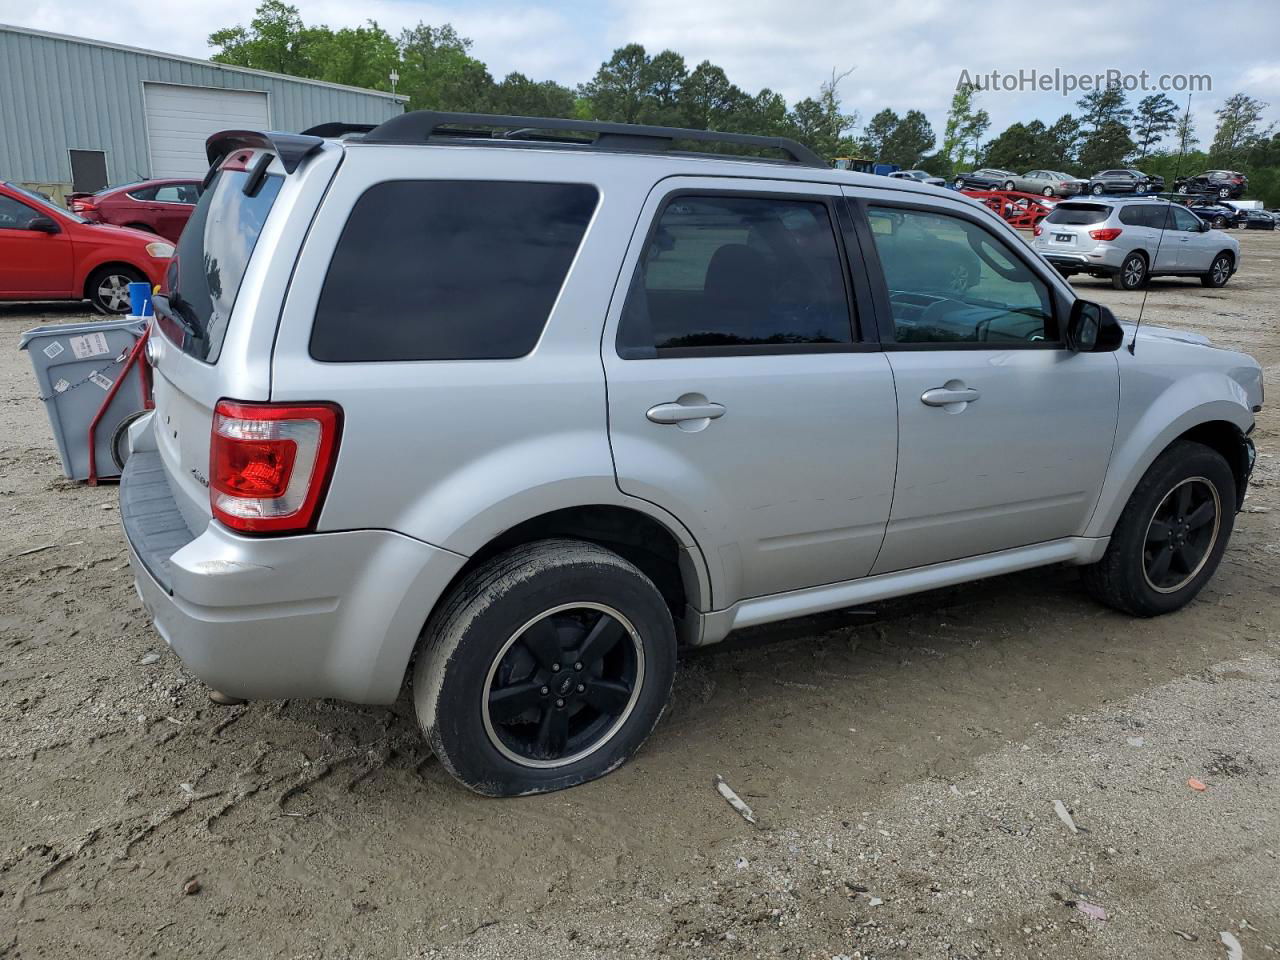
0 24 406 200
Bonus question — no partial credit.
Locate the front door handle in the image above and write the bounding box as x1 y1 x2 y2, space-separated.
921 385 980 407
646 400 726 424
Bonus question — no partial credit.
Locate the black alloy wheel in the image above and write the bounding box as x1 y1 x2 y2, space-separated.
1141 478 1221 594
483 602 643 767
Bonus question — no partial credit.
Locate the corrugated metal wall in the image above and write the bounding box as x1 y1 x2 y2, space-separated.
0 27 405 189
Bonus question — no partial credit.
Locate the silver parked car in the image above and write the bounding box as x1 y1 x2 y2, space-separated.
1034 197 1241 290
1003 169 1087 196
888 169 947 187
120 112 1262 797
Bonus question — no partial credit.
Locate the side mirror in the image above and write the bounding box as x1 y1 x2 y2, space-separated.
1065 299 1101 352
28 216 60 234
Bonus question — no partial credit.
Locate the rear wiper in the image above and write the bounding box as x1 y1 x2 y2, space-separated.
151 293 202 344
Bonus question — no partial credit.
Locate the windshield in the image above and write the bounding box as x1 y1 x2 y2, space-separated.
2 182 84 222
158 168 283 363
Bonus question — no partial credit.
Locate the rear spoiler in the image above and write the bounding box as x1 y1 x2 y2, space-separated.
204 130 324 175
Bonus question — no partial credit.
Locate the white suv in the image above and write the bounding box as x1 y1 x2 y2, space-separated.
120 112 1262 796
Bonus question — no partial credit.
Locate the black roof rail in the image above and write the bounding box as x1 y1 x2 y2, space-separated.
359 111 826 167
300 121 377 138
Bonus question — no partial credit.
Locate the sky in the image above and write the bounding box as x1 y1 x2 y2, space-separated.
4 0 1280 151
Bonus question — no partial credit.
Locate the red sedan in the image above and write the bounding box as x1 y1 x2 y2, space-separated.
68 178 200 242
0 180 172 314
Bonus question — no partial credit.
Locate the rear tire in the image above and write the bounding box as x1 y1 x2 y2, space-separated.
413 539 677 797
87 265 144 314
1112 252 1148 290
1081 441 1235 617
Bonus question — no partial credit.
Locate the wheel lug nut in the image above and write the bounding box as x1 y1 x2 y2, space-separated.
577 683 585 693
540 686 549 695
574 662 583 671
551 663 561 672
555 698 565 708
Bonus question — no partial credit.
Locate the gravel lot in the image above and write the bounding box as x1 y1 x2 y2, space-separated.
1 231 1277 960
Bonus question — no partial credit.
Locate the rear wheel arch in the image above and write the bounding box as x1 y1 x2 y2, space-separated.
428 504 710 642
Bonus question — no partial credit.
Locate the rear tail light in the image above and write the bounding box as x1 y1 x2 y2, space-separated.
210 400 342 534
1089 227 1123 241
71 197 97 215
1033 223 1043 236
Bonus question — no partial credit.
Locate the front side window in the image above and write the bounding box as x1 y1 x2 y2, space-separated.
618 194 853 354
1170 206 1202 232
867 205 1054 345
0 194 39 229
312 180 598 362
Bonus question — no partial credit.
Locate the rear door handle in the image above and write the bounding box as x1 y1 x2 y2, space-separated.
921 386 980 407
646 400 726 424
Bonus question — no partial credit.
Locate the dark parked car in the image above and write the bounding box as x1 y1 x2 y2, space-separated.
68 178 201 242
1242 209 1276 230
1186 200 1246 229
1174 170 1248 199
952 168 1017 190
1087 169 1165 195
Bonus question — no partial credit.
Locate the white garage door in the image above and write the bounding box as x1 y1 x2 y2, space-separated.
144 83 270 178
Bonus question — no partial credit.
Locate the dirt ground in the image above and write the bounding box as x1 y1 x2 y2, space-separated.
1 231 1278 960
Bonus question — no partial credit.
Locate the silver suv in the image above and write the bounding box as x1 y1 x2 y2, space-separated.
1034 197 1240 290
120 112 1262 797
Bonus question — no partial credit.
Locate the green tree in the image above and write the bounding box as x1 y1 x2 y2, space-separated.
209 0 319 76
788 70 858 160
644 50 688 124
941 82 981 167
396 24 494 111
579 44 653 124
1076 86 1132 133
679 61 746 130
310 22 399 91
1078 120 1136 172
1132 93 1179 161
982 120 1046 171
1174 109 1199 155
1211 93 1271 165
881 110 935 167
1045 114 1082 169
859 108 899 159
489 73 576 118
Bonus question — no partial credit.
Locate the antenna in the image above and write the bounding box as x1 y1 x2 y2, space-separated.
1130 93 1193 355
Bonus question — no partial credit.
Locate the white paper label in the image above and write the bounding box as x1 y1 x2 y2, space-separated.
89 372 113 391
42 341 64 359
70 332 110 360
53 378 70 393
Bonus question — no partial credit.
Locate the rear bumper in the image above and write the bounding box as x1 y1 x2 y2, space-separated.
120 447 467 703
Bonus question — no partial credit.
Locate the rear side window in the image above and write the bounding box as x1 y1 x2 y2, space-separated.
162 168 283 362
1046 204 1111 226
617 194 853 355
311 181 597 362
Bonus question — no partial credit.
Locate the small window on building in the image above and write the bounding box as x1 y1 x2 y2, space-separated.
310 181 598 362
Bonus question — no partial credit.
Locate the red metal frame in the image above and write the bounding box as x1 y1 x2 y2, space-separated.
961 189 1059 230
86 325 154 485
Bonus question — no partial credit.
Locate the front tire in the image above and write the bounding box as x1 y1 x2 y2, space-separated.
1091 183 1105 195
414 539 677 797
1201 253 1233 288
1082 441 1235 617
87 265 144 314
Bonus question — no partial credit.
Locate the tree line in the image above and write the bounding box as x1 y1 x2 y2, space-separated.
210 1 1279 204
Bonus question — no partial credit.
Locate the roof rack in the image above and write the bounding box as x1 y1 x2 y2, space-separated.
359 111 826 168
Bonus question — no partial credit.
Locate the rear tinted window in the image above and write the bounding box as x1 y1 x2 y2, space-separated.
310 181 597 362
617 194 853 355
162 169 282 362
1046 204 1111 226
